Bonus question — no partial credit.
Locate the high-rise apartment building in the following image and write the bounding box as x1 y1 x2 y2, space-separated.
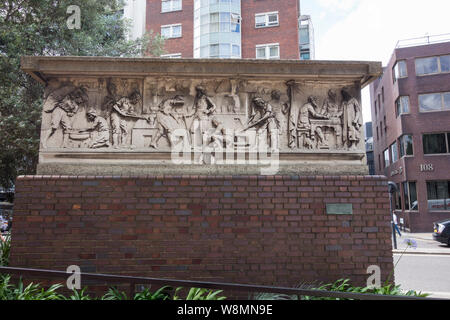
141 0 313 59
369 36 450 232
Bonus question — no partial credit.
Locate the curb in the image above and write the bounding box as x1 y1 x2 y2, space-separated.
393 250 450 256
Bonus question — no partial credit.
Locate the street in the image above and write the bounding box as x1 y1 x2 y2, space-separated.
394 254 450 297
392 233 450 298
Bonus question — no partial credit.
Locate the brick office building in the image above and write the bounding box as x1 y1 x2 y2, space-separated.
370 37 450 232
144 0 313 59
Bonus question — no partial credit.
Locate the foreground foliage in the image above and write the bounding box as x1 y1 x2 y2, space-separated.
0 275 226 300
0 235 10 266
253 279 429 300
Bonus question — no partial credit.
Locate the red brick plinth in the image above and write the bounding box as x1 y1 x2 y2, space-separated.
10 175 394 288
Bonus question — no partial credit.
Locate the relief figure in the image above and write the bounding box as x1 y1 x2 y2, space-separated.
42 87 88 148
342 89 362 150
243 97 279 152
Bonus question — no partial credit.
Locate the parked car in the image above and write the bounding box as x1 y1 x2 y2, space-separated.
433 220 450 246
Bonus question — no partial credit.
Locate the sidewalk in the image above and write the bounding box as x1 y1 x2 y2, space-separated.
392 232 450 255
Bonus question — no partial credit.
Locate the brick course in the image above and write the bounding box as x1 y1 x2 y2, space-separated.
10 175 394 288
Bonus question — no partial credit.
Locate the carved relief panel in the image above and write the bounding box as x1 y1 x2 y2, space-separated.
40 77 364 153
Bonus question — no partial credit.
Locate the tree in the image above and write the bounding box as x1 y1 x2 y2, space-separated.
0 0 165 189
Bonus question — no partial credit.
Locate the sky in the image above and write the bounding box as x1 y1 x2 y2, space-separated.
301 0 450 124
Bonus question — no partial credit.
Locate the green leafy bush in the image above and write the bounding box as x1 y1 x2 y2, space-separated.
0 235 10 266
302 279 429 300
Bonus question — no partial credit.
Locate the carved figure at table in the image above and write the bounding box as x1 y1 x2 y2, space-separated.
42 86 88 149
322 89 343 120
149 95 187 149
243 97 279 152
110 90 143 148
76 108 110 149
188 86 217 148
342 89 362 150
297 96 330 149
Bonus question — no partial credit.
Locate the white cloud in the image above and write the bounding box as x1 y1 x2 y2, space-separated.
313 0 450 122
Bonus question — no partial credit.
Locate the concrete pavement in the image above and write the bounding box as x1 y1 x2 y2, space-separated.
392 232 450 255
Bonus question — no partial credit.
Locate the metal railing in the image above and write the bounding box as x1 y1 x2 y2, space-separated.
396 33 450 48
0 266 440 300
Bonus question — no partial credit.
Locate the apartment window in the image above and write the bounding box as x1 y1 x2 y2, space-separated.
161 24 182 38
374 101 378 117
426 181 450 211
383 148 390 168
255 12 279 28
384 116 387 134
380 121 383 137
376 126 379 140
396 96 410 116
393 60 407 83
423 133 449 154
399 135 414 157
416 55 450 75
390 141 399 163
416 56 439 75
162 0 182 13
256 43 280 59
378 154 381 171
208 12 240 34
441 55 450 72
394 183 402 210
419 92 450 112
382 87 385 104
403 181 418 211
160 53 182 58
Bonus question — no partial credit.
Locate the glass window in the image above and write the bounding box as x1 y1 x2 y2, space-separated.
220 12 230 22
162 0 182 13
256 44 279 60
161 24 182 38
444 93 450 110
210 22 219 32
426 181 450 211
255 12 279 28
396 96 409 116
399 135 414 157
416 56 439 75
299 27 309 45
393 60 407 82
220 22 230 32
267 13 279 26
423 133 447 154
269 45 279 58
210 13 219 22
419 93 442 112
390 142 398 163
219 43 230 56
256 47 266 59
384 148 390 168
172 25 181 37
232 45 240 57
300 52 310 60
440 55 450 72
210 44 219 56
403 182 418 211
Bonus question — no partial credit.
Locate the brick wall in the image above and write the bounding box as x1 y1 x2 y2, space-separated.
10 175 394 288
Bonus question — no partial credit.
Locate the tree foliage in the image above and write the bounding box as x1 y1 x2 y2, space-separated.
0 0 165 189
